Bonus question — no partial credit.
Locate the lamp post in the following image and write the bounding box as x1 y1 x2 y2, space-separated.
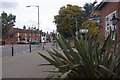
111 15 120 26
111 15 120 54
26 5 40 43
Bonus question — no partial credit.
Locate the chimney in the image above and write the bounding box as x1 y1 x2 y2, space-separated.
23 25 26 29
11 24 13 29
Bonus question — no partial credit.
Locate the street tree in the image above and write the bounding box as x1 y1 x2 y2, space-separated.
1 11 16 35
81 1 100 36
54 4 84 38
82 0 97 20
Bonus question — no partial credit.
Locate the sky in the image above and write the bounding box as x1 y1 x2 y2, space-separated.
0 0 102 33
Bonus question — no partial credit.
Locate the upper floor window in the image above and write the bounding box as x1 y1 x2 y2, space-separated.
18 33 19 36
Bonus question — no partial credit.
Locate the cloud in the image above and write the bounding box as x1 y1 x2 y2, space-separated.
1 1 18 9
0 0 102 33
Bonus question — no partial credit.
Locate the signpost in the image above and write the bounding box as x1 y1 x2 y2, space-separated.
79 29 88 41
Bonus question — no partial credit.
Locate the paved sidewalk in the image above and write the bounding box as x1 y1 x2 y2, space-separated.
2 49 54 78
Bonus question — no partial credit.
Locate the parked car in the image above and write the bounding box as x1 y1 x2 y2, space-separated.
29 40 39 44
0 41 5 45
16 41 28 44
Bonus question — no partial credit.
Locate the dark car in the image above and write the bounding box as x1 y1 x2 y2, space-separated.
17 41 28 44
0 41 5 45
29 40 39 44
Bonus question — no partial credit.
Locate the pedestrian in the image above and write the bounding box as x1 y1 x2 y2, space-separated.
51 37 54 46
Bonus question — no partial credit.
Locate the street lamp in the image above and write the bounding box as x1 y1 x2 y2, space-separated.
111 15 120 26
111 15 120 32
111 15 120 40
111 15 120 58
26 5 40 43
26 5 39 30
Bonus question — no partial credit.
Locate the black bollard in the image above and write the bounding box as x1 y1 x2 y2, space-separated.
12 46 14 56
29 44 31 52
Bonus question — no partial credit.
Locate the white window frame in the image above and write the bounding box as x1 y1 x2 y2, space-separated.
105 11 116 40
17 33 20 41
18 33 19 36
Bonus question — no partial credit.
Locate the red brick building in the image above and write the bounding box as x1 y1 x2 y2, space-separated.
96 1 120 53
3 25 42 44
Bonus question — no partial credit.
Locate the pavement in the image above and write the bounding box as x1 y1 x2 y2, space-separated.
2 48 56 78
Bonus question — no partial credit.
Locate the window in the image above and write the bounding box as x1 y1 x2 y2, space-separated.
105 11 116 40
18 33 19 36
25 33 27 36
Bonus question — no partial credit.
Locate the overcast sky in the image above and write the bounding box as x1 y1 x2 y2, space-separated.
0 0 102 33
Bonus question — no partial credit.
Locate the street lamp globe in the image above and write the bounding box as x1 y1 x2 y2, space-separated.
111 15 119 25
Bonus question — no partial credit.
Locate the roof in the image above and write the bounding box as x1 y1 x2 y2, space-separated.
95 1 107 10
13 28 42 34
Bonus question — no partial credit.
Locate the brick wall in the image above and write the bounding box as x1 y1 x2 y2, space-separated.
100 2 119 37
3 25 15 44
117 2 120 42
99 2 120 54
3 27 41 44
118 2 120 54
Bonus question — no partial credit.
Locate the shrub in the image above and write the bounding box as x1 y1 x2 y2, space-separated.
38 29 120 79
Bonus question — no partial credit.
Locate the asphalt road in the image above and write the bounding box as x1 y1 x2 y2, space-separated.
2 43 56 57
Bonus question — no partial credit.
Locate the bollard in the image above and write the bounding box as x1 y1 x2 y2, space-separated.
29 44 31 52
12 46 14 56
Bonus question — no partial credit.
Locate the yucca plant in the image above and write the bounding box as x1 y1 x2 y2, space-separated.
38 29 120 79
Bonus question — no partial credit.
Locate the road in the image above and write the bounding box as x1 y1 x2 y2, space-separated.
2 43 56 57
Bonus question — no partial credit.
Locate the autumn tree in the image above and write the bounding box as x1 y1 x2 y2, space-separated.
54 4 84 38
1 11 16 35
81 1 100 36
81 21 100 35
